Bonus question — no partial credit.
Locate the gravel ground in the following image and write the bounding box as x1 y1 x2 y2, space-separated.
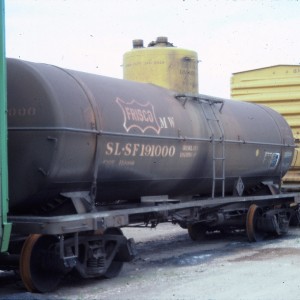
1 223 300 300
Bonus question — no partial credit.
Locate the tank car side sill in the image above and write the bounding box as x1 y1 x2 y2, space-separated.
8 127 293 148
8 193 300 236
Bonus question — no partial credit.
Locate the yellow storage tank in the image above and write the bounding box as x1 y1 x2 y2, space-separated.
231 65 300 189
123 37 198 95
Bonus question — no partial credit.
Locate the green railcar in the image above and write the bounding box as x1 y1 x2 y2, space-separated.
0 0 11 252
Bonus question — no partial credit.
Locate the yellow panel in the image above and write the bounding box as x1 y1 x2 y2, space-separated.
231 65 300 185
263 104 300 115
232 65 300 81
231 92 300 102
232 78 300 90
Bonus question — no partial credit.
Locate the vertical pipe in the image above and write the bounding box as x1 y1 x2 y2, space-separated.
0 0 11 252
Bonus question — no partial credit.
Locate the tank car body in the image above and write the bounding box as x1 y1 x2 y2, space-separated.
3 58 300 293
7 58 294 212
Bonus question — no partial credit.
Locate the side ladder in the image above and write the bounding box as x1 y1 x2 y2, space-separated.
200 98 225 198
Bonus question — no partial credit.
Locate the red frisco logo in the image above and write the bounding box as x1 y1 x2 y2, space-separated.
116 97 161 134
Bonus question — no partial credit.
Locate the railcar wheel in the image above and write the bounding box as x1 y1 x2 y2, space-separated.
20 234 62 293
188 223 206 241
246 204 265 242
103 228 124 278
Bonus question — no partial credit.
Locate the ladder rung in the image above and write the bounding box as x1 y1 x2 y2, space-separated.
213 157 225 160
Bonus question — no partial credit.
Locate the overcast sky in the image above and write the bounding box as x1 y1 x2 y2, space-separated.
5 0 300 98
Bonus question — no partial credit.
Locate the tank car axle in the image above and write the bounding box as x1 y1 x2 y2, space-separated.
246 204 294 242
17 228 136 293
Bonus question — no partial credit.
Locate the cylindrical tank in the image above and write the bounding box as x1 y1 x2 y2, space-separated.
7 59 294 212
123 37 199 95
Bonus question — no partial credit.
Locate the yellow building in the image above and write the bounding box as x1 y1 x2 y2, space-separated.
231 65 300 189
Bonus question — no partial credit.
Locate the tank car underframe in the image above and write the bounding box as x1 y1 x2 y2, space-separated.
9 193 300 236
5 192 300 292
